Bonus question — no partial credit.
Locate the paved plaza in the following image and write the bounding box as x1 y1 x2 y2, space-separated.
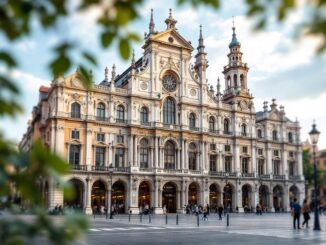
85 213 326 245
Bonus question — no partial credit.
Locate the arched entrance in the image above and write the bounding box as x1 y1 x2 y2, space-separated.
64 179 84 211
138 181 151 210
91 180 106 210
259 185 269 211
223 184 233 212
242 184 252 212
289 185 299 206
162 182 177 213
273 185 284 212
188 182 199 205
112 181 126 214
209 183 220 212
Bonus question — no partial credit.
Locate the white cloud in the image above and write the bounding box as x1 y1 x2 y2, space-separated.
9 69 50 92
16 40 36 52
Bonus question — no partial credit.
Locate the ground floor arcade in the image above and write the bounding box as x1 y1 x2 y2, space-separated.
46 174 305 214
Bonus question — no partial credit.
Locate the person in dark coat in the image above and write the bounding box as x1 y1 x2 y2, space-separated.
218 205 224 220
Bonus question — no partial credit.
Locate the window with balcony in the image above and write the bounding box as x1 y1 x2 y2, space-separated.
209 116 215 133
273 160 280 175
95 147 105 166
117 135 124 143
140 106 149 124
209 155 217 171
69 145 80 165
71 102 81 118
189 113 196 130
224 156 232 172
140 138 149 168
116 105 125 122
241 124 247 136
257 148 263 155
188 143 197 170
289 161 295 176
289 151 294 158
164 140 175 169
241 157 249 173
96 103 105 120
97 133 105 142
242 146 248 154
272 130 278 141
257 129 262 138
258 159 264 175
163 97 175 124
71 130 80 139
210 144 216 151
115 148 125 168
225 144 231 152
224 118 230 134
273 150 279 157
288 132 293 143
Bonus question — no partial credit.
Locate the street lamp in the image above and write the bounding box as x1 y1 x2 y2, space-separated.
108 163 114 219
309 121 321 231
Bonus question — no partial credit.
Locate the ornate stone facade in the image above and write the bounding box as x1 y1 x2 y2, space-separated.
20 10 304 214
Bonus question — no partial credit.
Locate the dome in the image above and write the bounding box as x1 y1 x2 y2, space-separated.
228 27 241 48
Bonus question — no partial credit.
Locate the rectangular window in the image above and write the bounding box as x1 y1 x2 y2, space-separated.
117 135 124 143
289 151 294 158
242 146 248 154
140 148 149 168
224 156 232 172
209 155 217 171
210 144 216 151
69 145 80 165
273 150 279 157
288 161 295 176
225 145 231 152
71 130 80 139
97 133 105 142
115 148 124 168
95 147 105 166
258 159 264 175
189 152 196 170
241 157 249 173
257 148 263 155
273 160 280 175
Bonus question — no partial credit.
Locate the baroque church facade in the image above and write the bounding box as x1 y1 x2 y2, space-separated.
20 10 304 214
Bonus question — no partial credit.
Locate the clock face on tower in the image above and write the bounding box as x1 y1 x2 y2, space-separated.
162 74 177 92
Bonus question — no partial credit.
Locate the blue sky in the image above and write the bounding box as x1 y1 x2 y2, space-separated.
1 0 326 149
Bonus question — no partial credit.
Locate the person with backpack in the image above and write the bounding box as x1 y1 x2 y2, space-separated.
291 198 301 229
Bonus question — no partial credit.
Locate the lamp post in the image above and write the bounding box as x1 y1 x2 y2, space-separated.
108 163 114 219
309 121 321 231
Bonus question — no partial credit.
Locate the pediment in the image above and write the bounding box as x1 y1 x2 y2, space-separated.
269 110 281 121
149 29 194 50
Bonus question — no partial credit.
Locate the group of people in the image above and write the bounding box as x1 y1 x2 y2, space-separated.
291 198 311 229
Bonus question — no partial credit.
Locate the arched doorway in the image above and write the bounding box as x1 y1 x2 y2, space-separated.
209 183 220 212
162 182 177 213
91 180 106 210
64 179 84 211
259 185 269 211
112 181 126 214
273 185 284 212
188 182 199 205
289 185 299 206
138 181 151 210
242 184 252 212
223 184 233 212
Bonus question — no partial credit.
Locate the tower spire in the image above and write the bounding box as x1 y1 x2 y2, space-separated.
111 64 116 81
149 8 155 35
131 49 135 69
104 66 109 82
229 17 240 49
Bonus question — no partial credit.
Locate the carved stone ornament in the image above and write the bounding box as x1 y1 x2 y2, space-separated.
140 81 148 90
190 88 197 97
72 93 80 100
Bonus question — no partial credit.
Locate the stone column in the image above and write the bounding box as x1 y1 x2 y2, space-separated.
251 145 256 174
181 140 185 169
297 148 303 179
185 182 189 205
107 180 112 216
128 134 133 166
282 149 288 179
160 147 163 168
283 185 289 212
181 180 185 209
155 137 159 168
151 147 154 169
185 141 188 170
270 191 275 212
85 178 92 214
267 147 272 175
177 190 181 212
235 144 240 173
236 184 243 212
85 129 92 166
134 136 138 167
177 149 181 169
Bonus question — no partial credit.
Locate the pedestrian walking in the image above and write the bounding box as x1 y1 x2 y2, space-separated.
218 205 223 220
302 199 310 228
291 198 301 229
202 206 208 221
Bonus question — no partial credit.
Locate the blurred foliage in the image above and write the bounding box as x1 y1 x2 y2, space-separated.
303 149 326 187
0 0 325 244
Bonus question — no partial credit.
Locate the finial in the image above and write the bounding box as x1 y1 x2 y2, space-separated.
165 8 177 29
229 16 241 48
111 64 116 80
199 25 203 38
105 66 109 82
169 8 172 18
131 49 135 68
149 8 155 35
216 77 221 95
197 25 205 51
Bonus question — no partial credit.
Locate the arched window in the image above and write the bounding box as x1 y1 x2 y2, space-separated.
71 102 81 118
188 143 197 170
272 130 278 141
163 97 175 124
224 118 230 134
96 103 105 120
288 132 293 143
189 113 196 130
209 116 215 133
116 105 125 122
164 140 175 169
140 106 149 123
227 76 231 88
140 138 149 169
241 124 247 136
240 74 245 88
234 74 238 87
257 129 262 139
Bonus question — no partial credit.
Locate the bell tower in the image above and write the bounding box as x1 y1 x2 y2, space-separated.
222 21 251 105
